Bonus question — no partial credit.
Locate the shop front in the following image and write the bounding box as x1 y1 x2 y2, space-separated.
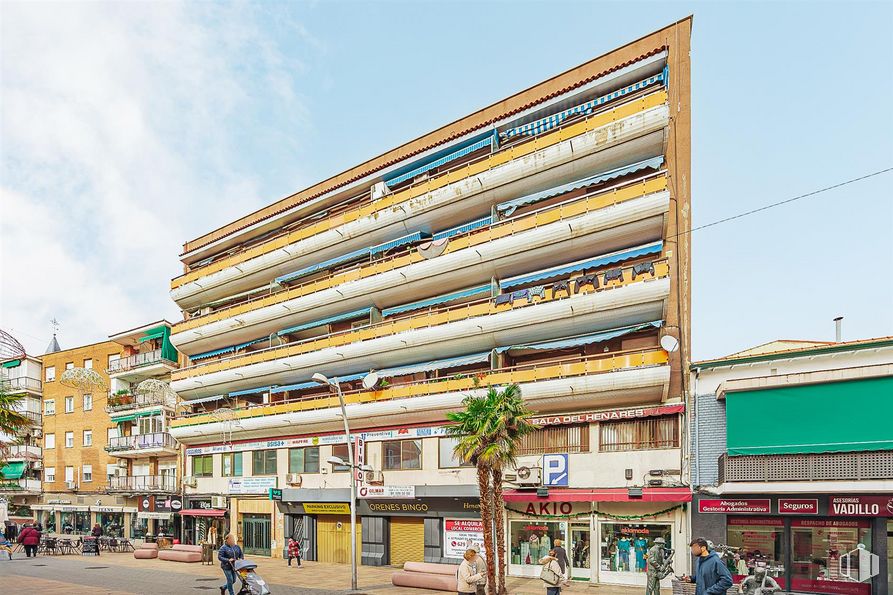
692 494 890 595
180 497 228 547
137 495 183 542
277 487 353 564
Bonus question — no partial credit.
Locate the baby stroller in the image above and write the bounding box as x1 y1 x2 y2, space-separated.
234 559 272 595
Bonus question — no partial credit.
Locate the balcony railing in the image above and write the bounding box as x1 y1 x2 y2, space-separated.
5 445 42 460
105 432 178 453
0 478 41 492
718 451 893 483
107 349 178 374
1 376 42 392
108 474 178 493
105 392 177 413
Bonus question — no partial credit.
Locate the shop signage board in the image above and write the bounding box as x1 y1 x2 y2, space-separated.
542 454 569 486
92 506 123 513
229 477 277 495
137 511 173 520
777 498 818 515
829 495 893 517
443 519 485 558
303 503 350 514
269 488 283 501
697 499 771 514
185 433 350 456
360 497 481 516
358 485 416 499
139 496 183 513
530 404 684 427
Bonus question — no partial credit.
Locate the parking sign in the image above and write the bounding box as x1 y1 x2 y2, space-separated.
542 453 569 486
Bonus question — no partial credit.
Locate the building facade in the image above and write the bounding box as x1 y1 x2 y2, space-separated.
0 354 44 521
168 18 693 587
690 336 893 595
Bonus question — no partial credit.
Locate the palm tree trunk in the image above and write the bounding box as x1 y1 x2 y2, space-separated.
476 462 496 594
491 465 508 595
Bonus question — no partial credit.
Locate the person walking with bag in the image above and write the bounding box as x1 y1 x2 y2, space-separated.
218 534 244 595
540 549 564 595
18 523 41 558
457 548 485 595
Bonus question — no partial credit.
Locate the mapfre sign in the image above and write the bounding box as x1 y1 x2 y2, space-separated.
531 404 684 427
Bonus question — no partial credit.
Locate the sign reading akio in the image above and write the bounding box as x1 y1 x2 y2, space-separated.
358 485 415 499
228 477 277 495
698 499 771 514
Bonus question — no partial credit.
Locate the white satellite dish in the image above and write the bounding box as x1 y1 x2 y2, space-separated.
362 372 380 390
660 335 680 353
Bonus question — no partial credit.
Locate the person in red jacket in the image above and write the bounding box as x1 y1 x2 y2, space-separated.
18 523 41 558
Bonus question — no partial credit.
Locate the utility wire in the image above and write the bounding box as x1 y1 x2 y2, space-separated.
673 167 893 239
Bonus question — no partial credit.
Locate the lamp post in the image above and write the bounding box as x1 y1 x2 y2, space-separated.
313 372 376 592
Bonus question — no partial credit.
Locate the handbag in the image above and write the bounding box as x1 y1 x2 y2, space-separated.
540 561 561 586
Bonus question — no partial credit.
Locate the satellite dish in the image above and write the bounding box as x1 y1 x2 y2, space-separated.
362 372 380 390
660 335 680 353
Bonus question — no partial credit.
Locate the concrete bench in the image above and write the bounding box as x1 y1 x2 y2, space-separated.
158 544 202 563
133 542 158 559
392 562 459 592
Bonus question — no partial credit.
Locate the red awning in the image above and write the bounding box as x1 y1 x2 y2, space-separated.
178 508 227 517
503 487 691 503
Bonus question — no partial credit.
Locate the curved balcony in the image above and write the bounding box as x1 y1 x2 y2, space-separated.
104 432 178 458
170 90 669 309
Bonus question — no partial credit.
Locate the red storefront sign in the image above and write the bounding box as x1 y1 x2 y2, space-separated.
778 498 818 515
728 517 782 526
829 495 893 517
530 404 684 426
698 499 770 514
791 518 872 528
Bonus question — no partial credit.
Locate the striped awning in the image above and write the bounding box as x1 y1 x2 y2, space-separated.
275 247 370 285
376 352 491 378
187 394 228 405
112 409 163 423
277 308 371 336
385 132 497 188
190 337 267 361
500 241 662 289
495 156 664 217
270 372 366 394
382 285 491 318
432 216 493 241
229 386 271 397
369 232 430 256
496 321 662 353
502 70 666 139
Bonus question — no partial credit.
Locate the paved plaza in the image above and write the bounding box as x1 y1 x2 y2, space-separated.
1 551 671 594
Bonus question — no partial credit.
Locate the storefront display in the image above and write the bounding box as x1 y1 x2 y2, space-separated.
600 523 671 574
510 520 565 566
60 510 90 534
791 518 872 595
726 518 785 586
97 512 125 537
130 515 148 539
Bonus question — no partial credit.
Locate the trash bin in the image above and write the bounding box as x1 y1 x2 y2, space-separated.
202 543 214 565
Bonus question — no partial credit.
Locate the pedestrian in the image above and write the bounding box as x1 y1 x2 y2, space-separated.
539 549 564 595
218 533 244 595
457 548 485 595
469 546 487 595
0 533 13 561
287 537 302 567
18 523 41 558
682 537 733 595
92 523 103 538
552 539 570 582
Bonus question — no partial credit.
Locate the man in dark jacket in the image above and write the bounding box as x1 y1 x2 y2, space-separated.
18 524 41 558
684 538 733 595
218 534 244 595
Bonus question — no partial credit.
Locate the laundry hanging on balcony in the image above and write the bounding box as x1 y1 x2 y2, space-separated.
384 132 498 188
496 321 662 353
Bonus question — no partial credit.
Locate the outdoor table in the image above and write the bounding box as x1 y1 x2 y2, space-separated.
118 538 135 552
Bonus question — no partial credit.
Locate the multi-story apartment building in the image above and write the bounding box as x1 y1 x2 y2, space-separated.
0 353 45 520
168 18 692 587
690 334 893 595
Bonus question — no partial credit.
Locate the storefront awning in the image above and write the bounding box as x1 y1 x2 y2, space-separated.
179 508 226 517
502 487 691 503
1 461 25 479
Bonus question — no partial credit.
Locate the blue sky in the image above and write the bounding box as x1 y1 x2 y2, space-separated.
2 1 891 359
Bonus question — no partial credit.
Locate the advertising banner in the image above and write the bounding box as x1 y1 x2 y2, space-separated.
697 499 771 514
444 519 485 558
778 498 818 515
829 495 893 517
228 477 277 495
358 485 415 499
303 503 350 514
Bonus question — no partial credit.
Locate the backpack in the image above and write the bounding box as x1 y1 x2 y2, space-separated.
540 561 561 586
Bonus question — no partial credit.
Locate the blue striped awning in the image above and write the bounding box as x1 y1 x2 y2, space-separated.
433 216 493 240
382 285 491 318
229 386 271 397
495 156 664 217
190 337 268 361
496 321 662 353
187 394 228 405
270 372 366 394
377 352 491 378
276 247 370 285
385 132 497 188
369 232 430 256
277 308 372 336
503 71 666 139
499 242 663 289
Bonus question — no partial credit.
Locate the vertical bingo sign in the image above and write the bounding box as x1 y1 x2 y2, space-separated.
542 453 569 487
355 436 365 485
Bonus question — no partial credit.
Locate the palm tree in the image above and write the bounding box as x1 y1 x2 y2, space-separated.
0 386 29 466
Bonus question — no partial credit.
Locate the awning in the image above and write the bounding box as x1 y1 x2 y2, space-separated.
228 386 271 398
382 285 491 318
1 359 21 369
500 241 663 289
270 372 366 395
112 409 162 423
495 156 664 217
1 461 25 479
275 247 370 285
503 487 691 503
179 508 227 517
496 321 662 353
139 326 166 343
187 394 227 405
385 132 497 188
503 70 666 139
277 308 371 336
432 216 493 241
377 352 491 379
369 232 430 256
190 336 268 362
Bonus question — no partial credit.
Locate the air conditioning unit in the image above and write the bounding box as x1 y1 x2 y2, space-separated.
286 473 302 487
514 466 542 487
211 496 227 509
364 471 384 485
183 476 198 488
371 181 389 200
66 481 78 491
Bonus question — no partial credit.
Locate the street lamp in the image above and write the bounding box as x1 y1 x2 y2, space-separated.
313 372 375 592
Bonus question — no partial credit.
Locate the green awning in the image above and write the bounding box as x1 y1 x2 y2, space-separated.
112 408 161 423
1 461 25 479
139 326 167 342
726 376 893 456
1 359 21 369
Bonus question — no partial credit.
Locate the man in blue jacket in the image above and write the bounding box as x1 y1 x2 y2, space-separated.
218 534 244 595
683 538 733 595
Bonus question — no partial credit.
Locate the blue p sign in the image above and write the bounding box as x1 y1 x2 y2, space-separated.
542 453 569 486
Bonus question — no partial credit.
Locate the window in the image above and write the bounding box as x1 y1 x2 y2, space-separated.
83 430 93 447
107 427 119 441
222 452 243 477
82 464 93 482
64 396 74 413
252 450 278 475
726 518 783 581
83 358 93 369
289 447 320 473
65 431 74 448
65 362 74 370
438 437 474 468
599 415 679 452
511 520 567 567
139 416 163 435
791 518 871 593
45 467 55 482
383 440 422 470
45 366 55 382
64 466 74 482
192 455 214 477
599 523 673 573
45 434 55 449
44 400 55 415
519 424 590 455
83 394 93 411
331 444 351 472
108 354 120 368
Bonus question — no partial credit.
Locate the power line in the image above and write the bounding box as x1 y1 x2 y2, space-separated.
674 167 893 239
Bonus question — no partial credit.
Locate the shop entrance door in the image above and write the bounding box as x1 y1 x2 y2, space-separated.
570 522 591 580
390 517 424 566
242 514 271 556
317 515 360 564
